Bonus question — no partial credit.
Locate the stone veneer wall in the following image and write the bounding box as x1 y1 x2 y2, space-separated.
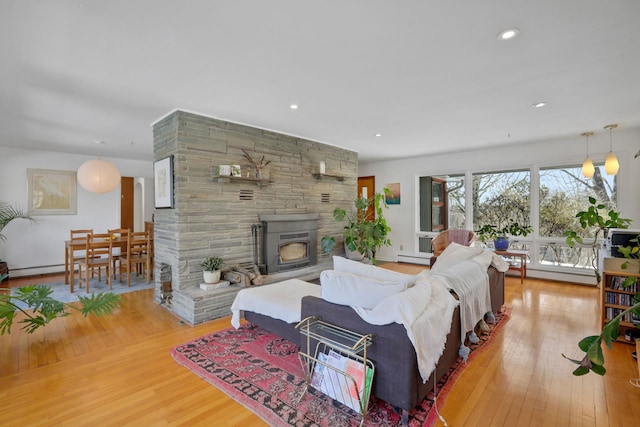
152 110 358 324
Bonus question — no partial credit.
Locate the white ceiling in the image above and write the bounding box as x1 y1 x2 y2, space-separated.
1 1 639 164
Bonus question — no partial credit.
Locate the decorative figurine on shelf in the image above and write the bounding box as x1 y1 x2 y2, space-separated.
242 149 271 179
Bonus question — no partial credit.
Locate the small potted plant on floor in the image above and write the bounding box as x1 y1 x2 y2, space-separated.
201 256 224 284
475 221 533 251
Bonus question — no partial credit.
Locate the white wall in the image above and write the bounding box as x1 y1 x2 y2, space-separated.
359 127 640 267
0 146 153 277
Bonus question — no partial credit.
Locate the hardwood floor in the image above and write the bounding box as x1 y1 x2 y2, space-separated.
1 267 638 426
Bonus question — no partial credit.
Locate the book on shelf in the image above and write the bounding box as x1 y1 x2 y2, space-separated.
607 275 638 292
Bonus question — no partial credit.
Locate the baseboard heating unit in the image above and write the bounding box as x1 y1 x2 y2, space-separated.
395 252 431 266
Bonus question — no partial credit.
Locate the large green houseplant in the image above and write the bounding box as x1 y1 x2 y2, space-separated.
0 202 34 243
564 196 632 282
0 274 121 335
321 189 392 264
0 202 34 280
562 198 638 377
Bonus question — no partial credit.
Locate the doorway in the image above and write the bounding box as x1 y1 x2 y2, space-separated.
120 176 134 231
357 176 375 221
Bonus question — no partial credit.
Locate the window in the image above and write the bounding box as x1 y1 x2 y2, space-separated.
472 169 531 233
417 164 619 277
537 164 617 271
539 164 617 238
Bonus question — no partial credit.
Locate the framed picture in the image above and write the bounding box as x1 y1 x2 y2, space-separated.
154 156 174 208
386 182 401 205
27 169 78 215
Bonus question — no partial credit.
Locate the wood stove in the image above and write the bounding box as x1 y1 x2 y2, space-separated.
260 213 319 274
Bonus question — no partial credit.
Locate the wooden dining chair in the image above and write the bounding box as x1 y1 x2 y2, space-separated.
118 230 151 287
76 233 112 293
69 229 93 290
107 228 130 282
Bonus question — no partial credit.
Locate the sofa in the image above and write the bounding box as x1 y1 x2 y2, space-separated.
241 248 506 424
299 257 504 424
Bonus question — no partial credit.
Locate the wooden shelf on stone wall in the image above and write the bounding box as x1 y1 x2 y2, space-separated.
312 173 345 182
213 175 272 187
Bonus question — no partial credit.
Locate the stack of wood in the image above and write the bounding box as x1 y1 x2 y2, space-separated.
223 264 264 287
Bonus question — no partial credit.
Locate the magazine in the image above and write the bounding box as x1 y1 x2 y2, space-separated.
310 350 374 413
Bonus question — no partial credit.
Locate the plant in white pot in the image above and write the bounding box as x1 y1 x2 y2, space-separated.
201 257 224 284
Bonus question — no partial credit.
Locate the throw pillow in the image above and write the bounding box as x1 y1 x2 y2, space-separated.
320 270 408 309
332 256 417 287
430 242 484 273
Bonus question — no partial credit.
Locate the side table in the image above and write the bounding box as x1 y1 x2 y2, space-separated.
495 249 529 283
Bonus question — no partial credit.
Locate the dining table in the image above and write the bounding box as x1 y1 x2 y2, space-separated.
64 233 153 287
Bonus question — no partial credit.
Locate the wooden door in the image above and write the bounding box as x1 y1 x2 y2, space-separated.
357 176 375 221
120 176 134 231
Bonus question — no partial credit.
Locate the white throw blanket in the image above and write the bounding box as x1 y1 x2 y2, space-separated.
352 271 459 383
230 279 321 329
429 260 492 349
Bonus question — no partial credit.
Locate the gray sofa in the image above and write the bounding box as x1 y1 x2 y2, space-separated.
244 262 505 424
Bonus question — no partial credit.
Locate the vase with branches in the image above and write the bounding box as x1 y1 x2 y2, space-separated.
241 149 271 179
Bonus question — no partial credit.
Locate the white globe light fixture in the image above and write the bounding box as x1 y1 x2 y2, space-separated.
77 141 121 193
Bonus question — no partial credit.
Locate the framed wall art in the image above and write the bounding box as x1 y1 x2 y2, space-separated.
154 156 174 208
386 182 401 205
27 168 78 215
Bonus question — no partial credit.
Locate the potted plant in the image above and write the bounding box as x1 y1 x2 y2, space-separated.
0 202 34 280
564 196 632 282
563 235 640 377
201 256 224 284
0 273 120 335
475 221 533 251
320 188 392 264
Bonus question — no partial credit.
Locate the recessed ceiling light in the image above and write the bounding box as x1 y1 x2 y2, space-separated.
375 133 382 137
497 28 520 40
290 104 299 110
532 102 547 108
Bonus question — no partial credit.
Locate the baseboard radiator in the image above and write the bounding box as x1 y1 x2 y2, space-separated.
6 264 64 278
395 252 432 266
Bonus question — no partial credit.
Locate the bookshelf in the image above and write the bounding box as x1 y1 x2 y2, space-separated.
602 270 640 344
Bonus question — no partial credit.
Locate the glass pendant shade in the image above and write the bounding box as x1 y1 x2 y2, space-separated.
603 124 619 176
77 159 121 193
582 157 595 178
580 131 595 179
604 151 619 175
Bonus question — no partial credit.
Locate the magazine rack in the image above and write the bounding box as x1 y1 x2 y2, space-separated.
295 316 375 426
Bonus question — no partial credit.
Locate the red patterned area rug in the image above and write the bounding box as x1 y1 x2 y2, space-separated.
171 309 509 427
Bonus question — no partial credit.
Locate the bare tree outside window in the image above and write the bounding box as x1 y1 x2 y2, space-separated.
472 170 531 232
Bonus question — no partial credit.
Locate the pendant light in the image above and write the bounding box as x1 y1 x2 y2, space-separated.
603 124 619 175
77 141 121 193
581 131 595 179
